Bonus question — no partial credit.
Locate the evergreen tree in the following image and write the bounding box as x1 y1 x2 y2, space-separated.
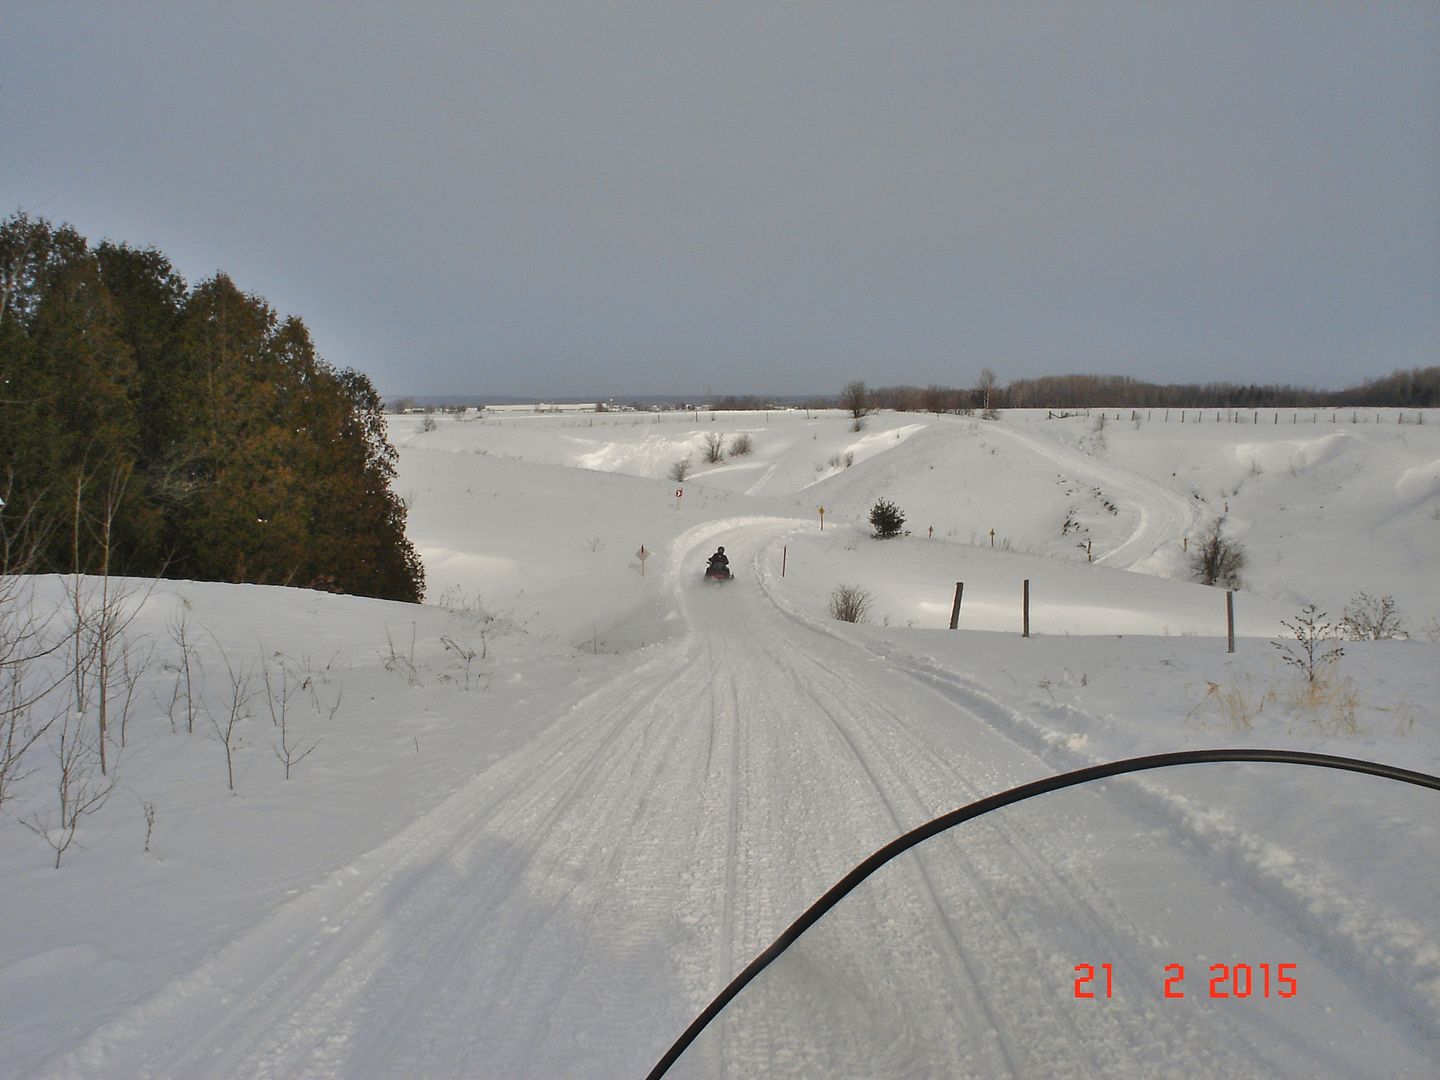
0 215 145 572
869 498 905 539
0 212 424 601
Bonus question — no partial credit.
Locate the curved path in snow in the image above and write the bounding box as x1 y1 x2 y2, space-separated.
981 421 1203 572
46 523 1432 1079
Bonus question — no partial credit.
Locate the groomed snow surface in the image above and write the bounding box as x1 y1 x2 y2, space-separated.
3 407 1437 1078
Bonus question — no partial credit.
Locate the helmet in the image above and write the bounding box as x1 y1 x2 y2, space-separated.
717 546 725 553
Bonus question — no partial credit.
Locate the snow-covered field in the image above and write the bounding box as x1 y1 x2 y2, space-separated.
2 407 1436 1078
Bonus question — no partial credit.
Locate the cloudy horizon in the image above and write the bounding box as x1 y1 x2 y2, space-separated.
4 2 1436 398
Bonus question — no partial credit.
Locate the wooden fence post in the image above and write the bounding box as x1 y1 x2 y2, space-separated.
1226 590 1235 654
782 545 787 578
949 582 964 630
1023 579 1030 638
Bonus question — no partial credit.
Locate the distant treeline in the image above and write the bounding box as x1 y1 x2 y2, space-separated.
859 369 1440 413
0 212 423 602
701 394 835 411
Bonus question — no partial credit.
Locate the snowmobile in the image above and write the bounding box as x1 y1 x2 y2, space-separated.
704 548 733 583
703 562 733 584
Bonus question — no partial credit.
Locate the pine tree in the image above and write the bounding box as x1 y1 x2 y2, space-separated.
869 498 905 539
1 213 424 601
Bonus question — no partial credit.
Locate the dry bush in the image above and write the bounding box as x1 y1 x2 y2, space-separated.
1284 672 1362 735
668 457 692 482
829 585 872 623
1187 676 1268 731
701 432 725 463
1191 518 1245 587
1340 592 1405 640
729 433 753 456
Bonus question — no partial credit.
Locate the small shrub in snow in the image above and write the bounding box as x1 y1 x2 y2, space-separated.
1272 604 1344 684
421 416 438 433
829 585 872 623
702 432 725 463
1340 592 1405 640
729 433 753 456
869 498 905 539
1190 518 1245 588
668 457 692 482
1284 671 1362 735
1189 675 1267 732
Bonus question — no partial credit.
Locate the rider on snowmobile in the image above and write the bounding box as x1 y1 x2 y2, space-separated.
707 546 729 575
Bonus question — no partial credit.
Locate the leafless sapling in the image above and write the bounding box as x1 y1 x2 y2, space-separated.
163 603 203 734
1272 604 1344 683
24 710 117 867
208 638 255 794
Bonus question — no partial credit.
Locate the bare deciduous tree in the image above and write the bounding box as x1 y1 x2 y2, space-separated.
1191 518 1245 588
1340 593 1405 640
0 579 68 809
209 639 255 793
840 380 869 420
978 368 1000 419
264 654 324 779
24 711 117 868
163 603 203 734
64 460 154 774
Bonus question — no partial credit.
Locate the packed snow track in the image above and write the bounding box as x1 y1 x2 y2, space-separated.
46 524 1435 1079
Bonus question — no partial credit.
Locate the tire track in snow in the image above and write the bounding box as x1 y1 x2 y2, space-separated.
760 630 1273 1078
746 525 1436 1077
45 514 1431 1079
982 421 1201 571
48 635 718 1079
655 529 1256 1077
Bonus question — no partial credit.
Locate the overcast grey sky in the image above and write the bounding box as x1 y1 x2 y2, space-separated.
4 2 1437 398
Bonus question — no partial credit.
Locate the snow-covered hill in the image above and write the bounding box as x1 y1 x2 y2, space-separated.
2 408 1436 1077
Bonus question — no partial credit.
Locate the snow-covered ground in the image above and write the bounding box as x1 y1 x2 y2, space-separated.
2 407 1436 1077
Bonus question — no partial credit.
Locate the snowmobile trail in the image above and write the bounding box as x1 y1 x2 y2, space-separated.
980 420 1202 571
45 523 1433 1079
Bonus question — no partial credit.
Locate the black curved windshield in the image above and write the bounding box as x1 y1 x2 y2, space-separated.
651 752 1440 1079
